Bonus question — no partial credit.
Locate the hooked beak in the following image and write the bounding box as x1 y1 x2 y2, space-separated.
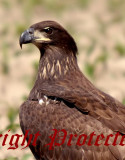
19 28 34 48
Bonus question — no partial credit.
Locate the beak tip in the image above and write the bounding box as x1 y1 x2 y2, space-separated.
20 43 22 49
19 35 23 49
19 28 34 49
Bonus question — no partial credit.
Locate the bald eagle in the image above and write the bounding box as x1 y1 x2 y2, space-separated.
19 21 125 160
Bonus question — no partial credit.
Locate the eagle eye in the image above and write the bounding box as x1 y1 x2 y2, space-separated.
43 27 53 34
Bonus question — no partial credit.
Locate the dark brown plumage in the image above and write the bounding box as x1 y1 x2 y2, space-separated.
19 20 125 160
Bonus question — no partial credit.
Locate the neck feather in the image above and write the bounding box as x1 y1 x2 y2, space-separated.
28 46 79 100
37 46 78 82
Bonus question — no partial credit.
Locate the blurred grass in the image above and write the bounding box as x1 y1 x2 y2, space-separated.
3 158 18 160
1 0 11 9
22 60 39 90
85 46 108 79
115 43 125 56
0 107 19 134
2 154 32 160
6 107 19 133
1 42 10 75
15 23 28 36
108 0 125 11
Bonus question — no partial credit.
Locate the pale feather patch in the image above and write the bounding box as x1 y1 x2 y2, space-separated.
39 73 42 79
47 63 50 71
51 65 55 75
39 96 50 106
82 149 85 154
64 65 68 74
44 95 48 100
42 67 46 78
66 57 69 63
54 75 57 79
56 60 61 75
39 99 44 105
43 95 49 106
46 101 50 106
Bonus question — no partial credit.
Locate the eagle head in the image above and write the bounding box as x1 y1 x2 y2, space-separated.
19 20 77 55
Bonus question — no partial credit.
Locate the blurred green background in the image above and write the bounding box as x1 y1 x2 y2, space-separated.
0 0 125 159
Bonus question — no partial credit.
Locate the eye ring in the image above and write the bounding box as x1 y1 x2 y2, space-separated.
44 27 53 34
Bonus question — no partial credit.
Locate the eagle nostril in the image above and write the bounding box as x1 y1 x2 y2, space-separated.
28 28 34 34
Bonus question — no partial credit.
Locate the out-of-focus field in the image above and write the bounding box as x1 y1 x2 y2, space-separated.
0 0 125 159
